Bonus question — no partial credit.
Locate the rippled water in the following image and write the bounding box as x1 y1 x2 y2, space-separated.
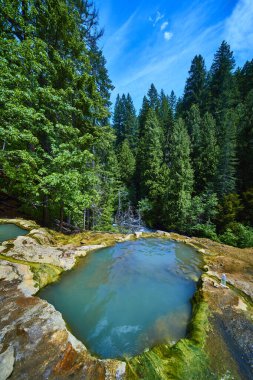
0 223 28 243
39 238 202 358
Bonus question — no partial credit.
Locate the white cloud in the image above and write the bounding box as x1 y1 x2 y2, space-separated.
149 11 164 26
105 0 253 110
164 31 173 41
224 0 253 51
161 21 169 31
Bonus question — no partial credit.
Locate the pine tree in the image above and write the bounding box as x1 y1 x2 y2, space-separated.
236 59 253 100
159 90 173 133
186 106 219 193
124 94 138 149
158 90 174 161
208 41 237 116
0 0 114 227
138 109 163 199
183 55 207 113
138 96 150 138
147 83 160 111
113 94 138 148
169 90 177 115
237 90 253 191
164 118 193 231
215 110 238 196
118 140 136 187
185 105 202 192
89 41 114 125
198 112 219 191
113 95 125 146
137 109 167 226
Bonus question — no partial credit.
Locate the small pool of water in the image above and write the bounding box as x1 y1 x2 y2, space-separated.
39 238 202 359
0 223 28 243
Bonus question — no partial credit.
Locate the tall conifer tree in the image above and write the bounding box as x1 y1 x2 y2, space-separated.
164 118 193 230
183 55 207 113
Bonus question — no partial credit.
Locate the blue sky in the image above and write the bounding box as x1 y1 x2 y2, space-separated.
95 0 253 110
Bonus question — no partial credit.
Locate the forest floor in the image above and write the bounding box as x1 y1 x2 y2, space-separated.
0 218 252 380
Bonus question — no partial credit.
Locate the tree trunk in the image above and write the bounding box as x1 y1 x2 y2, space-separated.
83 208 86 230
59 203 64 232
42 196 49 226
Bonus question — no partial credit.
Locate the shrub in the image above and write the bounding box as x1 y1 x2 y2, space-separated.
216 193 244 232
219 228 238 247
190 223 219 241
219 222 253 248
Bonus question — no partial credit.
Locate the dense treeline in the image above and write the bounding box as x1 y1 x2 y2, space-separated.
0 0 118 230
0 2 252 247
113 42 253 247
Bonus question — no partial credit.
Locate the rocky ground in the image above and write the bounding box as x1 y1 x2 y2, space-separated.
0 219 252 380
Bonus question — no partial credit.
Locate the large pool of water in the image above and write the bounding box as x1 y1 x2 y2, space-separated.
39 238 202 359
0 223 28 243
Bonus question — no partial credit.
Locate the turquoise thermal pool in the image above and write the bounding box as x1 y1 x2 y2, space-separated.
39 238 202 359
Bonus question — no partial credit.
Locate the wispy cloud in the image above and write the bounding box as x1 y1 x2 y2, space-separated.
101 0 253 110
103 8 139 65
161 21 169 31
149 11 164 26
224 0 253 51
164 31 173 41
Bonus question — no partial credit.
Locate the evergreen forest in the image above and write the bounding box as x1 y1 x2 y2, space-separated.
1 1 253 248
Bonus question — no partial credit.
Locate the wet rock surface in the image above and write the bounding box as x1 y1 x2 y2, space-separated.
0 219 252 379
0 281 125 380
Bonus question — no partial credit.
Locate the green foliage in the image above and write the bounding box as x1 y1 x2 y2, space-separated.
113 93 138 148
118 140 136 186
215 110 238 196
183 55 207 113
186 108 219 193
0 0 116 229
237 90 253 191
158 90 174 161
147 83 160 111
242 188 253 225
0 0 252 243
137 109 169 226
208 40 237 115
199 113 219 188
138 198 154 227
189 192 218 226
235 59 253 100
138 109 163 199
216 193 244 232
138 96 150 138
164 118 193 231
190 224 219 241
219 223 253 248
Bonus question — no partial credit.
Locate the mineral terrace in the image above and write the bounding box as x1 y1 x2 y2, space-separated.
0 218 252 380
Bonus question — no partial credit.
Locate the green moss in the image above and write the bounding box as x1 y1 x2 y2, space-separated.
125 284 213 380
0 218 38 231
187 285 209 347
30 264 62 289
52 230 123 247
0 253 63 289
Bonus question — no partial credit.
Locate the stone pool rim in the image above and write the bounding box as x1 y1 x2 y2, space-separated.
0 218 209 363
1 218 252 379
38 237 204 359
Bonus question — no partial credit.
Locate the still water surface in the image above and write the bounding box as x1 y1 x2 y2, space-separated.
39 238 202 358
0 223 28 243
